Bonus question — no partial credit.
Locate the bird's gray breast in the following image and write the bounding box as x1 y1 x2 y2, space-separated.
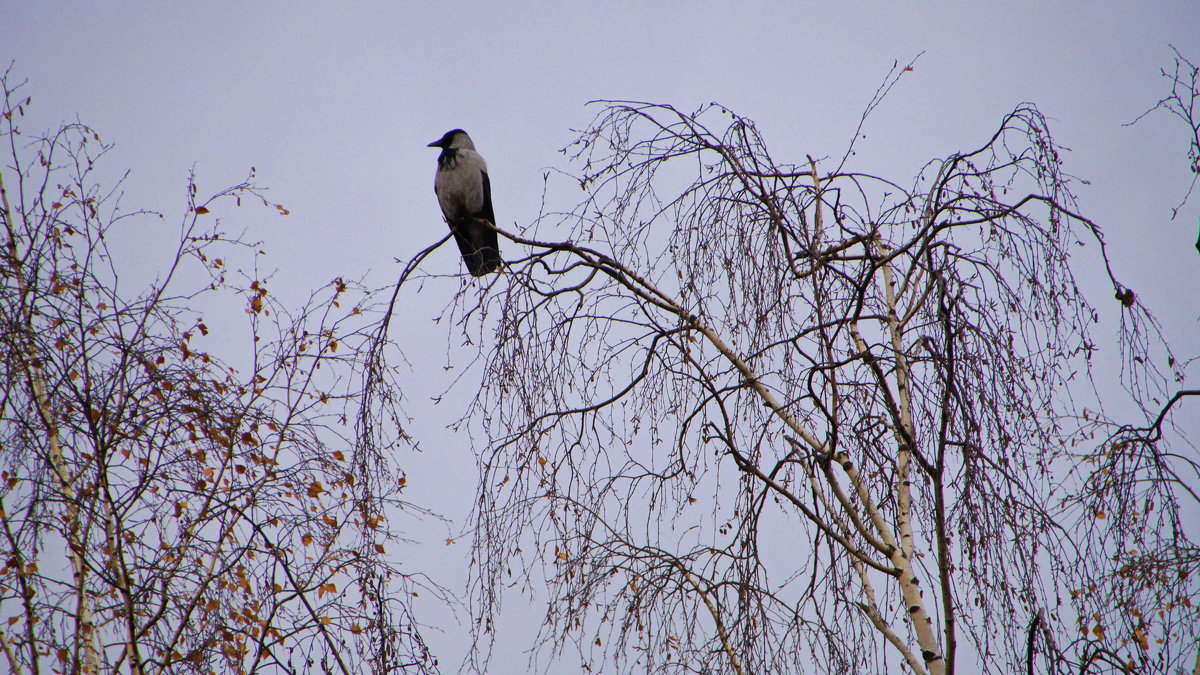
435 148 488 221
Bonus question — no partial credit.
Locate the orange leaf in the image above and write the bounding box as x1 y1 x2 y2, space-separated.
374 544 386 553
194 206 210 215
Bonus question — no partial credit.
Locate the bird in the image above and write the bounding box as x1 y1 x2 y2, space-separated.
427 129 501 276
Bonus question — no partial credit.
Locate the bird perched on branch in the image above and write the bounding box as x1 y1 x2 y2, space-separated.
427 129 501 276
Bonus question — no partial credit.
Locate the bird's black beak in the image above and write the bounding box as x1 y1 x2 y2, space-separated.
427 139 442 148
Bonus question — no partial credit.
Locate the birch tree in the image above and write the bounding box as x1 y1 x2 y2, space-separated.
387 63 1197 673
0 72 437 675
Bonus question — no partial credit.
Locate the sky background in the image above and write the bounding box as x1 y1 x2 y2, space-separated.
4 2 1199 672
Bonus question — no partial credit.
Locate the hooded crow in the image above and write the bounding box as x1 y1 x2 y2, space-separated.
427 129 501 276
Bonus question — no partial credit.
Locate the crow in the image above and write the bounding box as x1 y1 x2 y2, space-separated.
427 129 501 276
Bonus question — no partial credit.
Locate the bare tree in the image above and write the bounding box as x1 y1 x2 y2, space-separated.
1129 45 1200 252
379 62 1197 673
1081 46 1200 675
0 71 438 675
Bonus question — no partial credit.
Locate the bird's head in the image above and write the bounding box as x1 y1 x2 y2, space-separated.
427 129 475 151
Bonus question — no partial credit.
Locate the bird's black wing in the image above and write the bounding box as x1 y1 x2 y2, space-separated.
470 169 501 274
479 169 496 225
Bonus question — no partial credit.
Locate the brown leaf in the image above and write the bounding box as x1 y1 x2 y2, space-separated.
1134 627 1149 650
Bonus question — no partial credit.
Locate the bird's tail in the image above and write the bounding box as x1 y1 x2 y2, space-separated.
450 217 502 276
464 245 502 276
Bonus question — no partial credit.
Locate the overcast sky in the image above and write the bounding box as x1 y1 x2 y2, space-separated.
4 2 1199 672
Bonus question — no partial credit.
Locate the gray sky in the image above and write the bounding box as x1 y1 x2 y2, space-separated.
4 2 1199 671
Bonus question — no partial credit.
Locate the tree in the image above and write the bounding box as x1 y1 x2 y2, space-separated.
1128 45 1200 251
381 62 1198 673
0 71 437 675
